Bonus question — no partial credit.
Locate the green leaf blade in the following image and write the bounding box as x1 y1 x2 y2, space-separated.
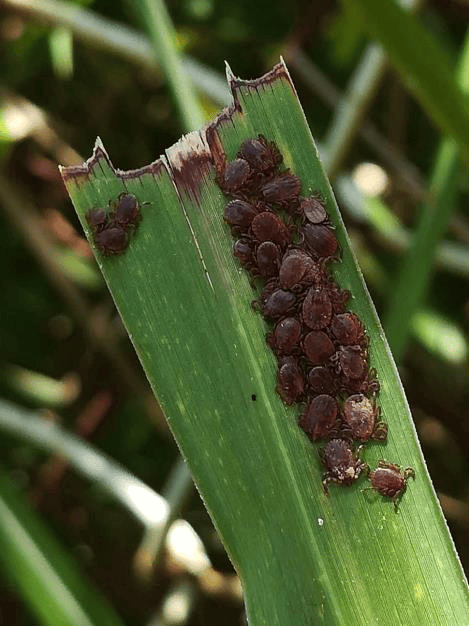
340 0 469 162
61 62 469 625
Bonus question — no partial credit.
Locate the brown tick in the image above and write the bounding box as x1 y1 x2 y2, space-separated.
321 439 368 493
342 394 387 442
277 357 305 405
301 223 338 259
299 394 338 441
237 135 283 175
267 317 302 356
365 461 415 512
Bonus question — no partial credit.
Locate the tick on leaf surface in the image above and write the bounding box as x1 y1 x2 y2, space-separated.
94 225 129 256
299 394 338 441
278 249 324 292
250 211 292 247
86 208 107 231
256 241 281 277
233 238 255 269
237 135 283 174
277 356 305 405
302 287 333 330
224 199 259 231
331 312 364 346
267 317 302 355
302 330 335 364
307 366 338 395
301 223 338 259
221 158 251 196
335 345 367 380
257 288 297 320
328 285 351 314
321 439 368 493
342 394 388 442
300 196 329 224
260 174 302 208
366 461 415 512
113 192 141 227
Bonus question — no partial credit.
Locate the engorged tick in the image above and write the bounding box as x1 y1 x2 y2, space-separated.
302 287 333 330
303 331 335 364
221 158 251 196
250 211 292 247
321 439 368 493
257 288 296 320
328 285 351 314
267 317 302 355
113 192 141 227
86 208 107 230
237 135 283 174
307 366 338 395
342 394 387 442
331 313 364 346
224 199 259 231
299 394 338 441
260 174 302 208
256 241 281 277
366 461 415 512
278 249 323 291
301 223 338 259
300 196 328 224
277 356 305 405
94 225 129 256
335 345 367 380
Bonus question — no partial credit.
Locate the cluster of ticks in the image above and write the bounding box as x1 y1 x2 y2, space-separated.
86 191 141 256
217 135 414 511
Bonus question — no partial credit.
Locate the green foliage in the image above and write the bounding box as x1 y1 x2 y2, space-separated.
0 467 124 626
62 64 469 625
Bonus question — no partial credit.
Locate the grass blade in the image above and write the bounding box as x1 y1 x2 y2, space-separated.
384 31 469 360
61 61 469 625
0 470 124 626
136 0 205 130
340 0 469 161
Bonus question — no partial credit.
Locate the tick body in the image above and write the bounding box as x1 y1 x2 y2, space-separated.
86 208 107 230
222 158 251 196
300 196 328 224
94 226 129 256
251 211 292 247
307 366 338 396
300 394 338 441
336 345 367 380
342 393 387 442
331 313 364 346
261 174 301 208
301 223 338 259
277 356 305 405
302 287 333 330
303 331 335 364
268 317 302 355
278 249 323 292
367 461 415 511
114 192 140 227
237 135 282 174
224 199 259 231
258 288 296 320
322 439 367 492
256 241 281 277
